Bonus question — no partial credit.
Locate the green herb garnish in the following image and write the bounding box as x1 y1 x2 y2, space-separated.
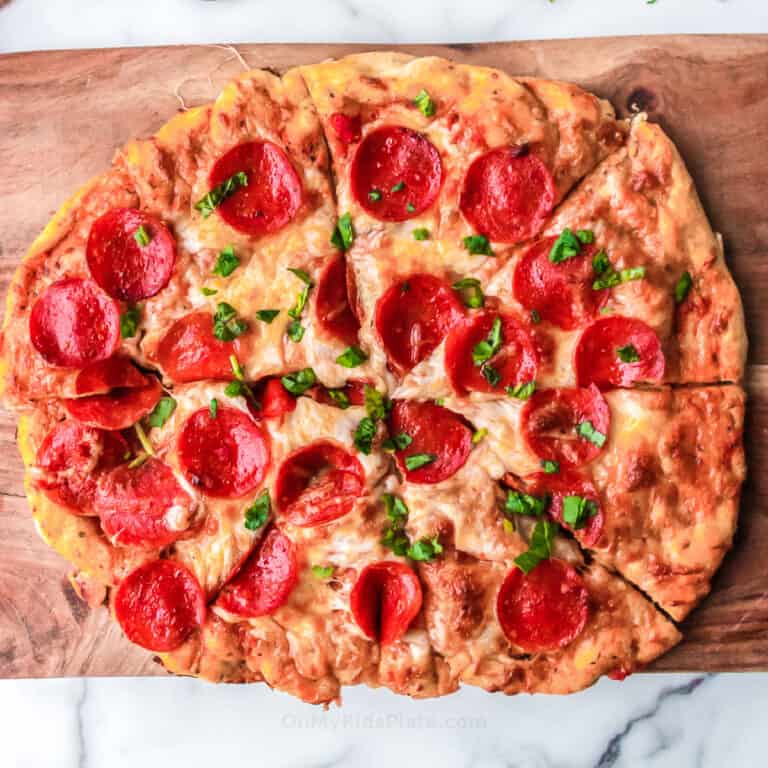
195 171 248 218
244 490 270 531
212 245 239 277
463 234 493 256
336 346 368 368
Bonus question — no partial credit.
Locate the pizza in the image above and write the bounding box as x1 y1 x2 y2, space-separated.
0 52 746 703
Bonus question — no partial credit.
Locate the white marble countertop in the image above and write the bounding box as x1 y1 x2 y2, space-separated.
1 1 767 767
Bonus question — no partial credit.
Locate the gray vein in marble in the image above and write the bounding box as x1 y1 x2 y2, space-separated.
593 674 710 768
76 679 88 768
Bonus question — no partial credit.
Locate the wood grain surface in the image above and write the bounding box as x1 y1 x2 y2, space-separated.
1 36 767 679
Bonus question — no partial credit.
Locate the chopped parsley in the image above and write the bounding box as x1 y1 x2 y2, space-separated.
481 364 501 388
331 213 354 251
201 286 218 296
576 420 607 448
244 490 270 531
562 494 598 529
592 249 611 275
541 459 560 474
472 427 488 445
391 181 406 193
382 432 413 452
212 245 239 277
213 302 248 341
336 346 368 368
120 306 140 338
406 202 416 213
407 536 443 562
404 453 437 471
195 171 248 218
368 189 382 202
147 396 176 429
256 309 280 323
452 277 484 309
549 227 586 263
209 398 219 419
593 265 646 291
514 519 558 574
311 564 335 579
326 388 351 409
413 88 436 117
133 225 151 247
463 234 493 256
505 490 549 517
286 320 304 342
472 316 503 365
412 227 430 241
353 416 378 455
616 344 640 363
530 309 541 325
675 270 693 303
281 367 316 395
364 385 391 420
506 381 535 400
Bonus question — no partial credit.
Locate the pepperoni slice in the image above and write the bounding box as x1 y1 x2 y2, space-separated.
350 561 422 645
307 379 368 408
315 255 360 346
257 377 297 420
445 312 538 395
329 113 361 144
351 126 443 221
216 527 298 617
459 147 555 244
74 356 148 396
522 386 610 468
496 559 589 653
86 208 177 301
95 458 196 548
64 375 162 431
575 316 665 389
156 312 236 382
524 471 604 547
207 141 302 236
514 237 607 330
29 278 120 368
114 559 206 652
178 406 270 498
276 441 365 527
388 400 473 484
35 422 128 514
375 274 465 373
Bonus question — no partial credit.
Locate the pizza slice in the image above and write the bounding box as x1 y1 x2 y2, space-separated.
393 117 746 401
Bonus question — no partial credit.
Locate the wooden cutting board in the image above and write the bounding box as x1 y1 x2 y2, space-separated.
1 36 767 678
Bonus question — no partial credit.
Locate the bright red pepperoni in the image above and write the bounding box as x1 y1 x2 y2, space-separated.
276 441 365 527
459 147 555 244
114 559 206 652
74 357 148 395
388 400 473 484
329 112 361 144
307 379 368 408
351 561 422 645
178 406 270 498
29 278 120 368
525 471 604 547
375 274 464 373
86 208 177 301
257 377 297 419
35 422 128 514
514 237 607 330
95 458 196 548
496 559 589 652
207 141 302 236
156 312 236 382
351 126 443 221
575 316 665 389
522 386 610 468
216 527 298 617
315 256 360 346
64 375 162 431
445 312 538 395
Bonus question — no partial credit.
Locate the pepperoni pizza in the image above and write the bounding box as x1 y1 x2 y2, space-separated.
0 52 746 703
